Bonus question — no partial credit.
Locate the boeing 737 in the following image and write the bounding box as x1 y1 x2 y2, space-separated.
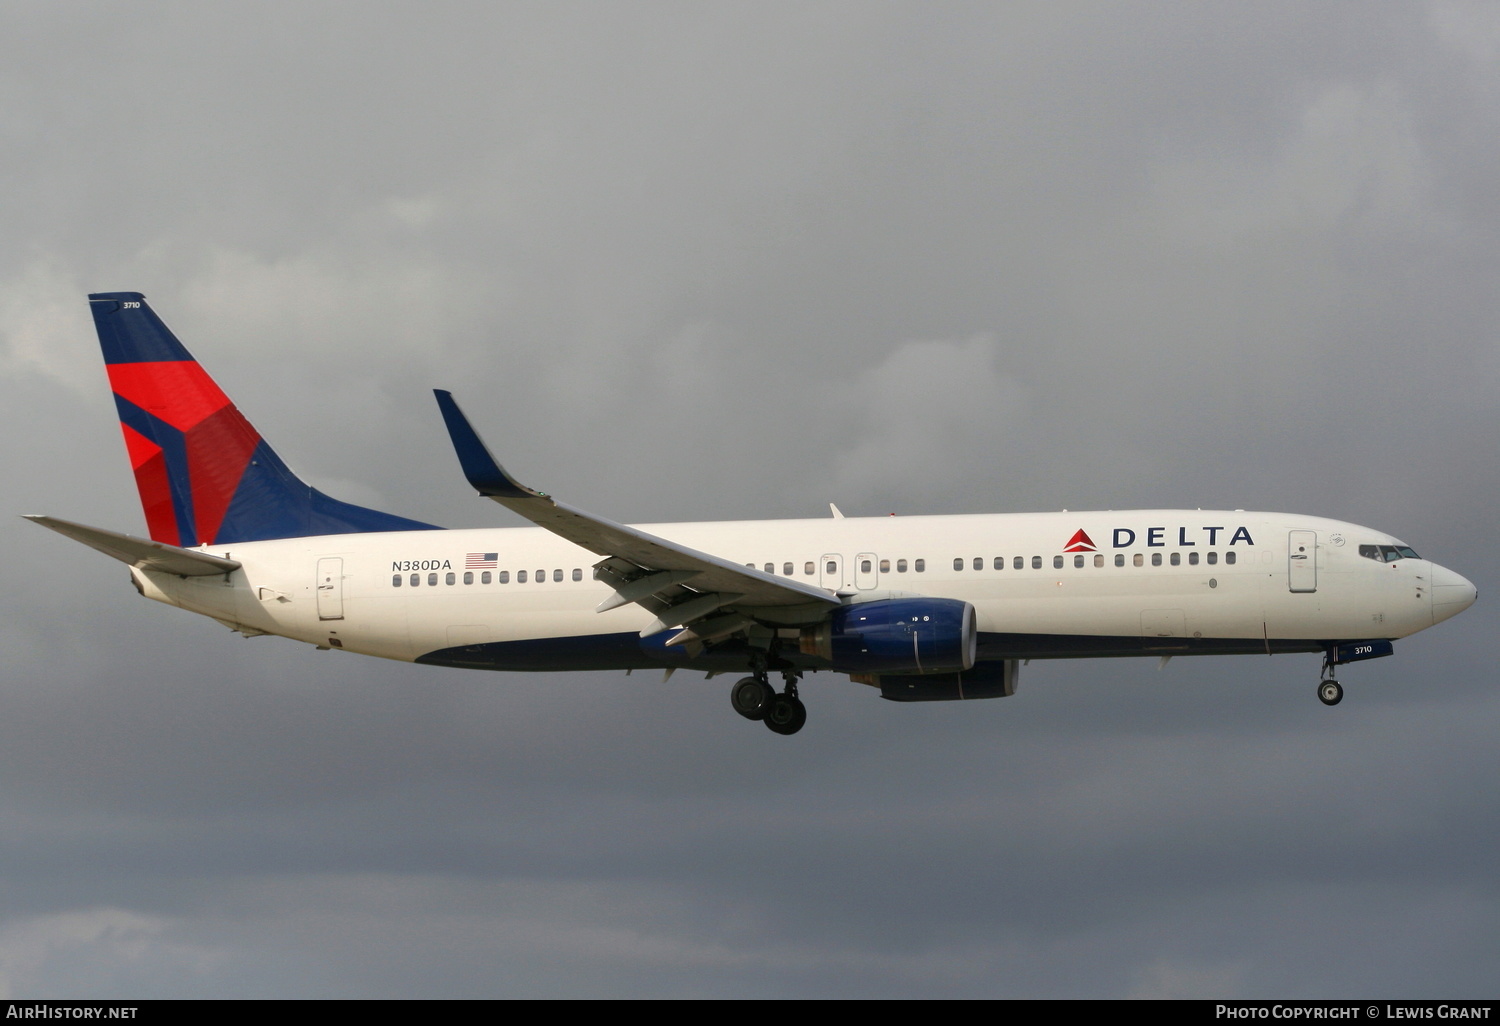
27 293 1478 735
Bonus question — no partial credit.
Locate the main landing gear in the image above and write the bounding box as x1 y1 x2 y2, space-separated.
730 671 807 735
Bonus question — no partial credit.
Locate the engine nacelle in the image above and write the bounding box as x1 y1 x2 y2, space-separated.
799 597 977 674
870 660 1021 702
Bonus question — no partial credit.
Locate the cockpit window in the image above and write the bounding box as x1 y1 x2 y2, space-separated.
1359 543 1421 562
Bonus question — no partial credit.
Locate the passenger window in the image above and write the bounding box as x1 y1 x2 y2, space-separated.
1170 552 1180 566
764 563 774 574
1014 556 1024 570
971 557 981 571
1094 554 1104 567
536 569 545 582
879 559 890 573
1225 552 1236 565
1032 556 1042 569
428 572 438 586
518 570 527 583
1133 554 1143 567
897 559 908 573
392 575 402 587
804 562 815 575
499 571 509 583
915 559 926 572
954 558 964 571
1189 552 1199 566
1074 554 1084 568
1207 552 1218 565
862 559 872 573
1054 555 1064 569
784 562 794 576
482 571 492 584
446 572 455 585
550 569 559 582
994 557 1004 570
826 560 837 575
1151 553 1162 566
573 568 583 581
410 573 419 587
464 571 474 584
1115 554 1124 567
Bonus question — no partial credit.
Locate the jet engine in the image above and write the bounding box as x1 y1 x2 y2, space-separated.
799 597 977 674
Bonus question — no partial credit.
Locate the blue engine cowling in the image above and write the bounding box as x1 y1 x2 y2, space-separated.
799 597 977 674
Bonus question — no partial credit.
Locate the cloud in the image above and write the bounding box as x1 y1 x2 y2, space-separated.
0 260 97 391
826 335 1025 509
0 908 215 999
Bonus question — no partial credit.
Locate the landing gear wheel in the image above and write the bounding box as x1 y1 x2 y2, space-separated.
763 693 807 735
730 677 775 721
1318 679 1343 706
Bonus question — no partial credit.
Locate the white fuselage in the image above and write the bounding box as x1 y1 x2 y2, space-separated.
127 509 1471 676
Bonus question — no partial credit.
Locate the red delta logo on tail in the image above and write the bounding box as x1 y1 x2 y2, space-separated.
107 359 262 548
1062 529 1096 553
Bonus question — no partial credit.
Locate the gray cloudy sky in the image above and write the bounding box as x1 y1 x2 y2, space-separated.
1 0 1496 998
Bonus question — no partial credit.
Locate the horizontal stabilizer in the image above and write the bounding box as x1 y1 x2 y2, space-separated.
24 515 241 577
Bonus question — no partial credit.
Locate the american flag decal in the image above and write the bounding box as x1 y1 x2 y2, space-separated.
466 552 498 569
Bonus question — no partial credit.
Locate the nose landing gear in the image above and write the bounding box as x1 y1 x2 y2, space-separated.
1317 648 1345 706
728 671 807 735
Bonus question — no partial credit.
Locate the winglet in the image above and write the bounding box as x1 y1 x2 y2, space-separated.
433 390 547 500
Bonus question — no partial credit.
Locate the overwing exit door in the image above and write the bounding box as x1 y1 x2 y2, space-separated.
819 554 844 591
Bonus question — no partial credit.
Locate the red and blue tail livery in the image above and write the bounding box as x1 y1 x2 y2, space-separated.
25 293 1477 736
89 292 436 547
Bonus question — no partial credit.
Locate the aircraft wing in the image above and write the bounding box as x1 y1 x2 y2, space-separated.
434 391 840 642
24 515 242 577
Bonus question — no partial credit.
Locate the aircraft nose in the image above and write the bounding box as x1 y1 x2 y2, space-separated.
1431 563 1478 625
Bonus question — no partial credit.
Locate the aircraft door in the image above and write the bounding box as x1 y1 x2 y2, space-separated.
1288 531 1317 593
855 552 879 590
819 553 844 592
317 557 345 620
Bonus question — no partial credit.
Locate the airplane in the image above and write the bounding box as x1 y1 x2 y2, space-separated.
27 293 1479 735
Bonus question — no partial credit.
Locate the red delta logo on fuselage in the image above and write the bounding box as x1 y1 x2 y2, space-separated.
1063 530 1097 552
1064 525 1256 551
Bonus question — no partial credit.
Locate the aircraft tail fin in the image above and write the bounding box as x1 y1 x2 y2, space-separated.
88 292 439 547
